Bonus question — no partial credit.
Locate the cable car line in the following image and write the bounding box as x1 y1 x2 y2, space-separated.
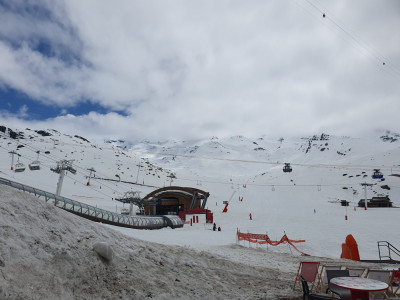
0 142 131 198
302 0 400 80
1 134 398 194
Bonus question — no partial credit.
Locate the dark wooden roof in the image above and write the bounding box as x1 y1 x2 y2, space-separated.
142 186 209 201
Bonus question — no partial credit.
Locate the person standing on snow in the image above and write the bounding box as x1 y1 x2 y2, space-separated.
213 223 217 231
249 213 252 220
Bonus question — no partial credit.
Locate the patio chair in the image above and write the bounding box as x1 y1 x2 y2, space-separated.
326 269 351 300
317 265 342 291
366 269 393 299
389 269 400 297
300 276 337 300
294 261 320 292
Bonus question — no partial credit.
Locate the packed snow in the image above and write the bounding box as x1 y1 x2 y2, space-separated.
0 126 399 299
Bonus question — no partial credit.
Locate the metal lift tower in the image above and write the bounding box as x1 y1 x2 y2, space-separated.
115 191 142 216
360 182 373 210
51 160 76 196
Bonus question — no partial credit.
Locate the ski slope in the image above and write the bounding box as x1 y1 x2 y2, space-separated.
1 126 399 261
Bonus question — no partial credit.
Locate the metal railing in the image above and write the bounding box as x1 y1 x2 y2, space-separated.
0 177 172 229
378 241 400 261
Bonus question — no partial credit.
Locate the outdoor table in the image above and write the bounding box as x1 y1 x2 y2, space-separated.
330 276 388 300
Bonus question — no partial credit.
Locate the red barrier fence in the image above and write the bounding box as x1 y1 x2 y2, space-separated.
237 230 309 256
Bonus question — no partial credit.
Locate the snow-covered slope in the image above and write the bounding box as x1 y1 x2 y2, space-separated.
1 125 400 262
1 184 307 300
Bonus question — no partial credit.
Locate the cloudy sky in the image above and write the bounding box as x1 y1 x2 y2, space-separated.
0 0 399 141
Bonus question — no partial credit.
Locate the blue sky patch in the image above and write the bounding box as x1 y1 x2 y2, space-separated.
0 87 127 120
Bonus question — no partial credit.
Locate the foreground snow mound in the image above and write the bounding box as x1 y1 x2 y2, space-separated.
93 242 115 262
0 185 301 300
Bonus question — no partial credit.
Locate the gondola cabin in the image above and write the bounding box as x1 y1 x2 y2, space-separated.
283 163 292 173
372 169 383 179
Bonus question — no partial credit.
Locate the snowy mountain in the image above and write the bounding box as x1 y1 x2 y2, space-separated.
1 124 400 262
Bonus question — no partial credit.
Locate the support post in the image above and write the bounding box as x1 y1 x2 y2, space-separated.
360 182 373 210
56 169 65 196
87 167 96 186
9 151 17 170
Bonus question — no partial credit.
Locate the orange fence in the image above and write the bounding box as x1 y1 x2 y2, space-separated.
237 230 309 256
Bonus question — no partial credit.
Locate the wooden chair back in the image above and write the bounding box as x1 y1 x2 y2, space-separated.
294 261 320 291
347 267 367 278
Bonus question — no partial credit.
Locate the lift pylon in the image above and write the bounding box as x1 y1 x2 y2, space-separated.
8 151 17 171
360 182 373 210
87 167 96 186
115 191 142 216
51 160 76 196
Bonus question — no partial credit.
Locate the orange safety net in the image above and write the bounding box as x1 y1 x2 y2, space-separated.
237 230 309 256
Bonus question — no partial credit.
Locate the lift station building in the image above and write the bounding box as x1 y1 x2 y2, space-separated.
138 186 213 223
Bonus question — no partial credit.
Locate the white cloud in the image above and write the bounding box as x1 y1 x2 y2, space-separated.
17 104 29 118
0 0 399 140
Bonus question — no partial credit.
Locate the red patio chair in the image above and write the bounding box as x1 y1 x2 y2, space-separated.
366 269 393 299
294 261 320 292
389 269 400 297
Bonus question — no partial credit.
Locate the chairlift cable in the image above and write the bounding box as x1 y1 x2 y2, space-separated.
303 0 400 80
0 145 125 199
313 0 400 75
0 141 132 197
1 142 395 193
3 131 399 172
1 134 398 192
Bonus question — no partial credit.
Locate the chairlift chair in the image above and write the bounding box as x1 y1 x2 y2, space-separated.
283 163 292 173
29 160 40 171
372 169 383 179
67 166 77 174
14 155 26 172
14 162 26 172
29 150 41 170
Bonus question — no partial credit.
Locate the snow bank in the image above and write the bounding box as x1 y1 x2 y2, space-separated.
1 184 306 299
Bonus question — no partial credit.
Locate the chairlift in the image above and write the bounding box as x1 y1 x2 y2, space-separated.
29 151 41 171
283 163 292 173
121 205 129 215
29 160 41 171
372 169 383 179
14 163 26 172
14 155 26 172
66 166 77 174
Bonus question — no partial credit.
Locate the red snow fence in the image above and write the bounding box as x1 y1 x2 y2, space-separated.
236 230 309 256
340 234 360 261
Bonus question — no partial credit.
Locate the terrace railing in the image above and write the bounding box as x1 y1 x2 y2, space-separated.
378 241 400 262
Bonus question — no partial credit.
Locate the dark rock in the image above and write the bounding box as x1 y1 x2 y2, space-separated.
35 130 52 137
74 135 90 143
